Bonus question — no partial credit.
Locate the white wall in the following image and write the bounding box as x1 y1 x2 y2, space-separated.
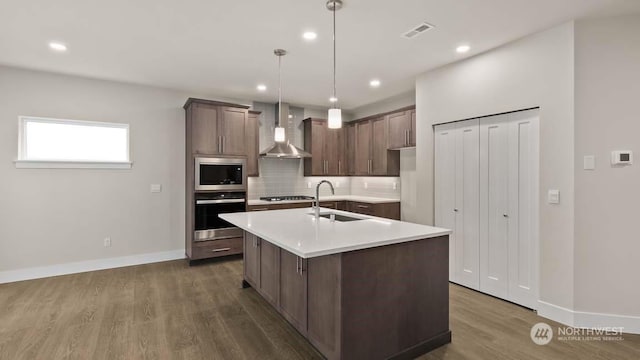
574 14 640 317
351 91 415 120
415 23 576 310
0 66 247 275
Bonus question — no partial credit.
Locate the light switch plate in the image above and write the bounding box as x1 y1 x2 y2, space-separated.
150 184 162 193
548 189 560 204
583 155 595 170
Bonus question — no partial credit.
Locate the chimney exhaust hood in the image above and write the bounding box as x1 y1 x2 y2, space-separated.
259 102 311 158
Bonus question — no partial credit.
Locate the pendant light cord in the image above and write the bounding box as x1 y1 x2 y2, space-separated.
278 54 282 128
332 2 337 108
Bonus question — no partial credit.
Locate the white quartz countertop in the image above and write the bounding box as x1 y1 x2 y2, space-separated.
247 195 400 206
219 208 451 258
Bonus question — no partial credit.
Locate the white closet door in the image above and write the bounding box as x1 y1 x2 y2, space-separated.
479 116 509 299
434 123 457 281
507 110 539 309
454 120 480 289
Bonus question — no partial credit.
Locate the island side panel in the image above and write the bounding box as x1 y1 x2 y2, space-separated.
340 236 451 360
259 239 280 307
307 253 342 360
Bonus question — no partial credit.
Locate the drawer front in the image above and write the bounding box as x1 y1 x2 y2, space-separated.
248 202 312 211
348 201 377 216
319 201 337 209
192 237 243 259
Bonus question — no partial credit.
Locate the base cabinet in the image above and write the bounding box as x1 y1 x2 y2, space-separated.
242 232 451 360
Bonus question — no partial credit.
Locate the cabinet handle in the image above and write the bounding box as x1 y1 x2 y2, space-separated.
300 258 304 276
405 129 409 146
409 129 412 145
357 204 370 209
211 247 231 252
338 161 341 174
296 257 300 273
218 136 222 153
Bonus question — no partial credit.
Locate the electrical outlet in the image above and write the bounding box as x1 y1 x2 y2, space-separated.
104 237 111 247
336 181 340 188
393 182 397 190
364 182 368 189
307 182 312 189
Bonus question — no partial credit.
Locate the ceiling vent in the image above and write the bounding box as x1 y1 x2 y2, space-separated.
402 22 435 39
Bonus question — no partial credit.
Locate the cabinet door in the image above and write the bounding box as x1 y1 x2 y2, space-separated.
279 250 308 334
310 121 327 175
259 239 280 306
370 117 389 175
355 121 371 175
387 111 411 149
479 117 509 298
244 232 260 287
506 111 539 309
454 120 480 290
434 123 457 281
346 123 356 175
191 103 220 155
325 127 344 175
220 107 247 155
410 109 416 146
246 112 260 176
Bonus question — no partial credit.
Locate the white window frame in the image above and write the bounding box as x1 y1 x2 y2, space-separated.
15 116 132 169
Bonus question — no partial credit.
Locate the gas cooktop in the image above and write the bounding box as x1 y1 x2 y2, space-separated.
259 195 315 202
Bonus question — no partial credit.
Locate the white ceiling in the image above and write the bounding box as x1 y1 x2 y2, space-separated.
0 0 638 109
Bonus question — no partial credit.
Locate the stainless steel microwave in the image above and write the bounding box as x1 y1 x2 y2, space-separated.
195 157 246 191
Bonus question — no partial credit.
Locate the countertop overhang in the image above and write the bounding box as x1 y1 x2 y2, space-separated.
220 208 451 258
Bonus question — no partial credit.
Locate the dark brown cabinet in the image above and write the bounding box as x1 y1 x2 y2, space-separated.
246 111 260 176
279 249 308 334
304 118 346 176
346 123 356 176
244 233 261 287
353 117 399 176
186 99 249 156
260 239 280 307
388 109 415 149
247 200 400 220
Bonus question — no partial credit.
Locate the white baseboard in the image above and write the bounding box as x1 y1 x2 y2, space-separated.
0 249 185 284
537 300 640 334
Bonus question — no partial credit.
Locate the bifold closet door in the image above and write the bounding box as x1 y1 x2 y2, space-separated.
454 120 480 289
434 123 457 281
479 117 509 299
506 110 539 309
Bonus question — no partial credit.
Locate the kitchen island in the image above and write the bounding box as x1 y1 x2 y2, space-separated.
220 208 452 360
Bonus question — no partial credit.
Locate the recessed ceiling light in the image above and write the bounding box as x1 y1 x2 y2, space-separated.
329 96 338 103
257 84 267 91
49 42 67 52
456 45 470 53
303 31 317 40
369 79 381 88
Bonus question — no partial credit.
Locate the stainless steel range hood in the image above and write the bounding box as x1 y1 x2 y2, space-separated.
259 102 311 158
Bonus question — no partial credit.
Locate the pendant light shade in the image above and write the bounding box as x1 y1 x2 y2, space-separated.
328 108 342 129
327 0 343 129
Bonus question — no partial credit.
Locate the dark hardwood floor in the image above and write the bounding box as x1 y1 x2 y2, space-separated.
0 258 638 360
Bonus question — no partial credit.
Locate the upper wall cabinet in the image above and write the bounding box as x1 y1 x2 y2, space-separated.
303 118 347 176
184 98 249 156
387 107 416 149
246 111 260 177
352 116 400 176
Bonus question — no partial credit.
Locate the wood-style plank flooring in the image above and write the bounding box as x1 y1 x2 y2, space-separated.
0 258 638 360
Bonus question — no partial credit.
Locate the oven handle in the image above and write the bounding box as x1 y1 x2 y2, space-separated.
196 199 246 205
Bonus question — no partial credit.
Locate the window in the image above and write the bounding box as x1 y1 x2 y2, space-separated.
16 116 131 169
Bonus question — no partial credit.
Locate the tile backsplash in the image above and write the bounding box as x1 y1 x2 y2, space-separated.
248 158 400 200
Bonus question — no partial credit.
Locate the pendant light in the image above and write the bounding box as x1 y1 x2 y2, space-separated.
327 0 343 129
274 49 287 142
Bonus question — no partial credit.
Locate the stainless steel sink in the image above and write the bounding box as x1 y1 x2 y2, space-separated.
310 212 365 222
